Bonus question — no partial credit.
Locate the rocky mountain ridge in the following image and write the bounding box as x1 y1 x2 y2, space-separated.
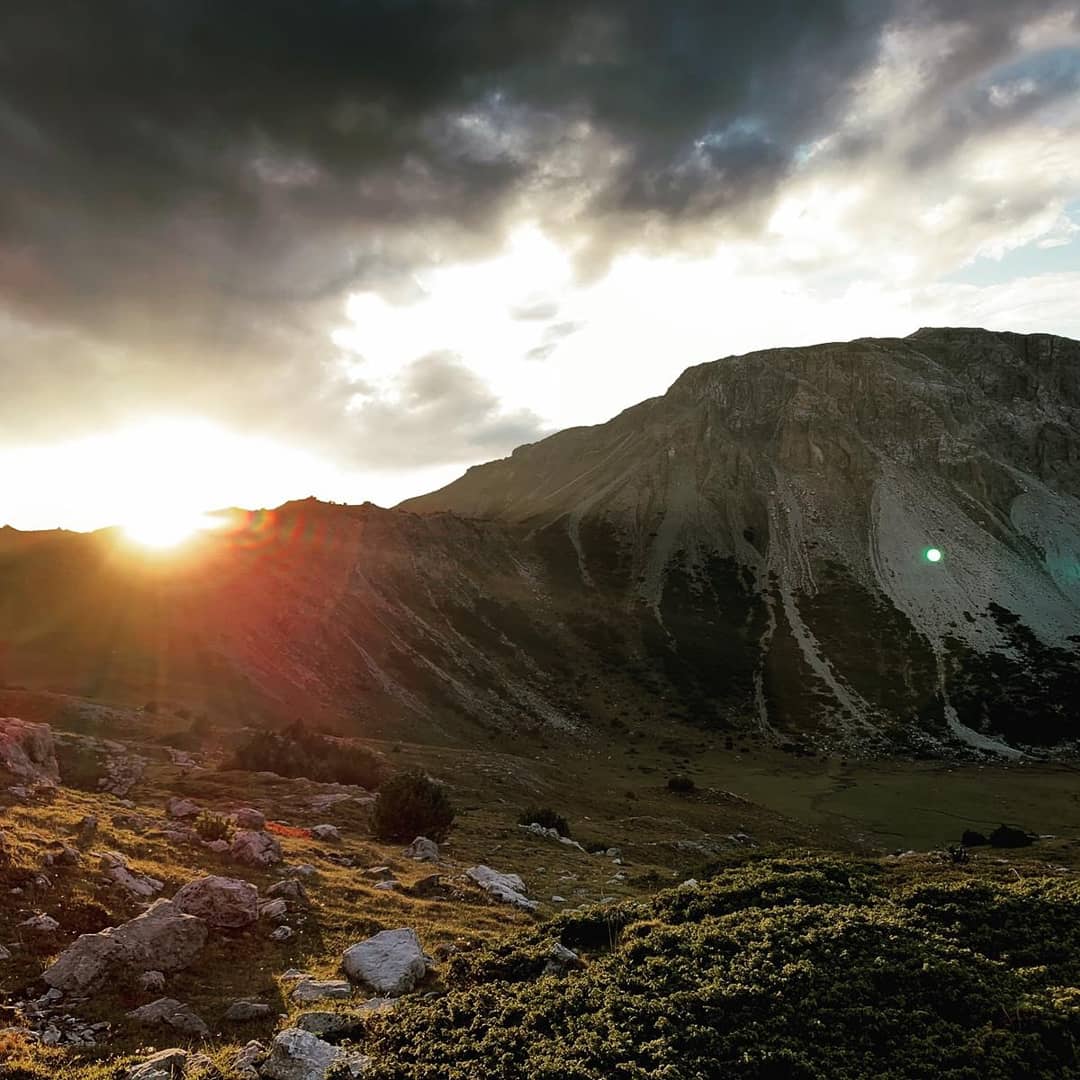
2 328 1078 755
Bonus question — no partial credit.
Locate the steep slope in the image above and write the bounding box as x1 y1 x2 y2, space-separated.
402 327 1080 752
2 328 1077 755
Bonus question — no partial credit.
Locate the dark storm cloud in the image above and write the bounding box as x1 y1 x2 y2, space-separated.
0 0 1067 465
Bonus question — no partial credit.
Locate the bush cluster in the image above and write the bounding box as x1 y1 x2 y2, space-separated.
372 769 455 842
222 722 385 789
193 811 234 843
360 857 1080 1079
518 806 571 838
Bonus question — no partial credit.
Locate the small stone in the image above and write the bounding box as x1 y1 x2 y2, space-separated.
21 913 60 931
403 836 439 862
291 978 352 1005
166 797 200 818
551 895 566 903
293 863 318 878
364 866 394 879
232 808 266 830
231 829 282 867
128 1047 189 1080
260 897 289 922
268 878 309 905
374 880 399 891
139 970 167 993
127 997 210 1037
224 1000 273 1022
232 1040 266 1080
271 925 295 942
311 824 340 841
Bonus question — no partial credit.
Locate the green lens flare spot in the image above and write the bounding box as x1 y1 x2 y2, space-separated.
925 547 943 563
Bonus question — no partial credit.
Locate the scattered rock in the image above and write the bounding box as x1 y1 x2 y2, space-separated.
311 825 340 842
166 797 200 819
0 944 13 961
0 717 59 788
551 895 566 903
44 841 81 866
544 941 581 975
342 927 429 997
260 897 289 922
225 1000 274 1022
293 863 318 878
403 836 439 862
127 997 210 1038
128 1047 189 1080
409 874 444 898
139 970 167 993
173 875 259 928
233 1040 267 1080
363 866 394 880
206 838 230 853
21 914 60 931
466 865 538 912
373 880 399 891
232 829 283 867
271 925 295 942
261 1027 366 1080
267 878 309 905
291 978 353 1005
233 808 267 830
43 898 208 993
99 851 164 898
518 823 587 852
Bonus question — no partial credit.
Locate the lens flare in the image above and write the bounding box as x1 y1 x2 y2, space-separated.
925 547 943 563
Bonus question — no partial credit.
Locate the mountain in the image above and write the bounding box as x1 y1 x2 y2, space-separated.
3 328 1079 755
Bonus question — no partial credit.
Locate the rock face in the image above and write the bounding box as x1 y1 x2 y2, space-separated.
1 329 1077 754
43 898 208 992
0 718 59 787
173 875 259 928
342 928 428 997
466 866 538 911
231 829 283 867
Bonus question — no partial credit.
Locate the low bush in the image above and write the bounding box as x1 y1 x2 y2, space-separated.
990 823 1035 848
518 806 571 837
193 811 233 843
666 775 696 793
372 769 455 842
222 722 386 789
961 828 988 847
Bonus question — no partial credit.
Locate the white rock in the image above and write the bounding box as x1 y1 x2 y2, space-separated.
127 997 210 1037
128 1047 189 1080
551 895 567 903
261 1030 371 1080
341 927 428 997
166 797 200 818
231 829 282 867
291 978 352 1005
403 836 439 862
311 825 340 841
373 880 399 891
172 875 259 928
466 865 538 912
21 913 60 931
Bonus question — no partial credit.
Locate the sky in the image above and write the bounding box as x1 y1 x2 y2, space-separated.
2 1 1079 532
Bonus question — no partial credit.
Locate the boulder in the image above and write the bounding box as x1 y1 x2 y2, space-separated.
43 898 208 993
0 717 59 787
224 1000 274 1022
261 1028 349 1080
128 1048 189 1080
267 878 309 905
259 897 289 922
291 978 352 1005
342 928 428 997
173 875 259 928
232 829 282 867
311 825 340 842
166 797 200 818
127 997 210 1038
466 865 538 911
403 836 439 862
233 808 266 830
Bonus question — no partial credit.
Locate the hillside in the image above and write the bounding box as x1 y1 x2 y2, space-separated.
2 329 1078 757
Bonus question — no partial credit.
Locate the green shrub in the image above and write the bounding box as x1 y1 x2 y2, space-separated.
193 810 234 843
518 806 571 837
222 723 386 789
372 769 455 843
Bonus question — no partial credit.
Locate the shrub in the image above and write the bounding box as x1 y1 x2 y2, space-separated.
373 769 455 842
222 723 386 789
989 823 1035 848
57 743 105 792
667 775 696 793
518 806 571 837
961 829 987 847
193 811 234 843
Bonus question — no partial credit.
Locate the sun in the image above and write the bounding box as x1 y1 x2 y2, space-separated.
122 509 223 549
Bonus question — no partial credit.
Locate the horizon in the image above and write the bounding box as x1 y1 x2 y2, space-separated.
3 3 1079 534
